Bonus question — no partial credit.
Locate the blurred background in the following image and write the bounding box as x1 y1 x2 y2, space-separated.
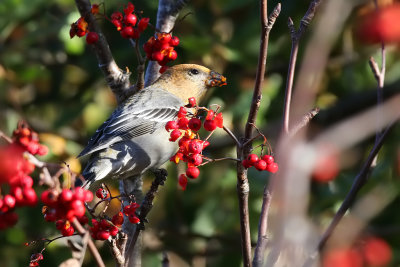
1 0 400 266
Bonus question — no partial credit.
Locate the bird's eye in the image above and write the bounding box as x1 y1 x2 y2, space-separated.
189 69 199 75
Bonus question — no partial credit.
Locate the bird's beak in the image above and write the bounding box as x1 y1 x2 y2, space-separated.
206 71 227 87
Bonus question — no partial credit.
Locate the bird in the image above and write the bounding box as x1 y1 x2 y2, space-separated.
78 64 227 189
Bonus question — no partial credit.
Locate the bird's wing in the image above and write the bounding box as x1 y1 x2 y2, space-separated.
78 87 183 157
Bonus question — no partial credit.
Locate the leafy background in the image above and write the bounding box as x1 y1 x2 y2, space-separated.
1 0 400 266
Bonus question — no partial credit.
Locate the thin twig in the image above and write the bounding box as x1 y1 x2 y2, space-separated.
223 126 241 147
317 121 396 251
71 218 106 267
289 107 320 137
253 188 272 267
74 0 131 105
0 130 12 143
282 0 322 134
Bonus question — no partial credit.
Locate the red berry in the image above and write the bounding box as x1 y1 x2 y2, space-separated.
167 50 177 61
188 118 202 132
111 11 123 21
186 166 200 179
128 214 140 224
177 107 187 118
202 141 210 149
120 26 134 39
188 154 203 166
4 195 16 209
21 176 33 188
178 174 188 190
363 237 392 267
10 187 24 204
86 32 99 44
60 189 73 203
247 154 259 165
37 145 48 156
165 121 179 132
112 19 123 31
214 113 223 128
138 18 150 32
22 187 37 206
56 220 65 230
84 190 93 202
267 162 279 173
112 212 124 227
123 2 135 14
206 110 215 120
169 36 180 46
242 159 252 169
169 129 182 142
70 200 86 218
188 140 203 154
124 14 137 26
204 119 217 131
96 188 109 199
178 117 189 130
262 155 274 164
159 33 171 44
159 65 168 74
73 187 85 201
151 51 163 62
254 160 267 171
61 224 74 236
4 212 18 227
188 97 197 107
109 226 119 236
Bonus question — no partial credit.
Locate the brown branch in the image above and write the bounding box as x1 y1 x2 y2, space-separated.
252 188 272 267
223 126 241 147
317 121 396 251
74 0 131 105
235 2 280 267
71 218 106 267
109 238 125 266
282 0 322 134
289 107 320 137
125 169 168 264
144 0 190 86
0 130 12 143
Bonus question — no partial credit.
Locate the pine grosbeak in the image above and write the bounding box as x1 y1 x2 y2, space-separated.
79 64 226 188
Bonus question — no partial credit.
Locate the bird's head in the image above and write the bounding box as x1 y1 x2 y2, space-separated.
155 64 227 103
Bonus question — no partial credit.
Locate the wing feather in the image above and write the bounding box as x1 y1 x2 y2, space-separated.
78 87 182 157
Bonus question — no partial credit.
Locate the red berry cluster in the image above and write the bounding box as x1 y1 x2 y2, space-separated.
110 2 150 40
323 236 392 267
12 122 48 156
69 16 99 45
29 252 44 267
41 188 93 236
0 123 46 230
165 97 224 190
242 154 278 173
123 202 140 224
89 218 119 240
143 32 180 73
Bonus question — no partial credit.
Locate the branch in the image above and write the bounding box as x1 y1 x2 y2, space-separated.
144 0 190 86
71 218 106 267
125 169 168 263
282 0 322 134
317 121 396 251
74 0 131 105
252 188 272 267
289 107 320 137
235 2 280 267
